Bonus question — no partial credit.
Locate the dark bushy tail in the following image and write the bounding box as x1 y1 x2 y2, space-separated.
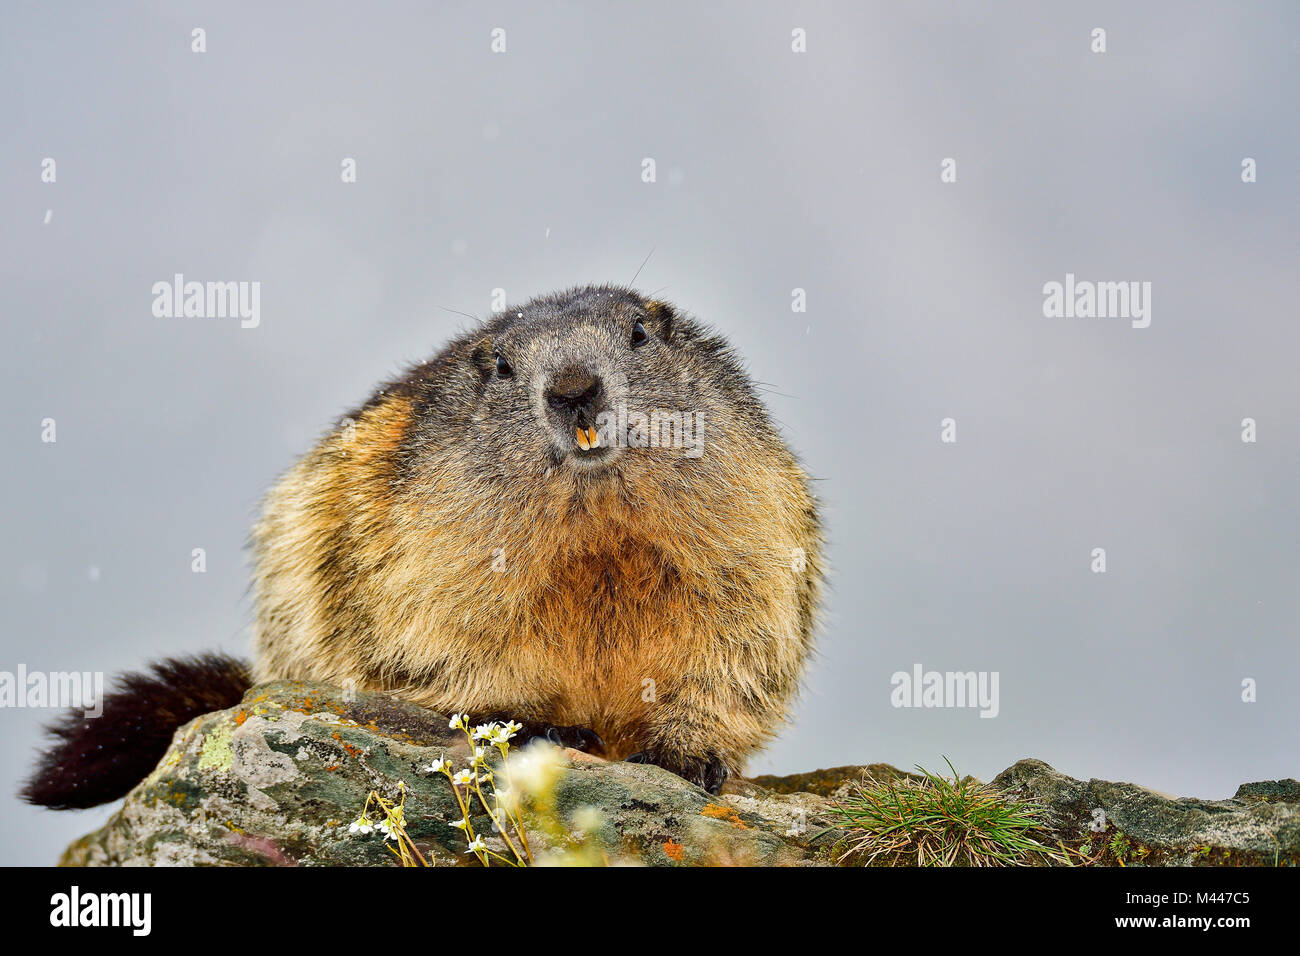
21 653 252 810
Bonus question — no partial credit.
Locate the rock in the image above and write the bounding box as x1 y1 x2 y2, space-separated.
56 684 1300 866
992 758 1300 866
57 682 840 866
1233 779 1300 804
746 764 923 799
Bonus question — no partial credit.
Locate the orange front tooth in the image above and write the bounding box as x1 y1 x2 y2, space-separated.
587 427 600 449
575 427 590 451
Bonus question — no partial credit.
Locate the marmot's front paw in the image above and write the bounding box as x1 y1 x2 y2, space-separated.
521 723 606 755
625 750 729 794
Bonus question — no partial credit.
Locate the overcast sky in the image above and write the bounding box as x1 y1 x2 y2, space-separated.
2 1 1297 865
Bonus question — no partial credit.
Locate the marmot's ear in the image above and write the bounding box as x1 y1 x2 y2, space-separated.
468 335 496 380
644 300 675 341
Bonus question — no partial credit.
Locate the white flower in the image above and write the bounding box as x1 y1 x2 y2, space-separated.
448 713 467 730
507 741 565 794
451 817 469 830
424 758 448 774
375 805 405 842
348 818 374 835
465 836 486 854
571 806 604 834
452 769 476 786
489 723 519 745
472 724 494 741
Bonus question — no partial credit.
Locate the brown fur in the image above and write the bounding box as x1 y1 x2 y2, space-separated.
250 286 823 784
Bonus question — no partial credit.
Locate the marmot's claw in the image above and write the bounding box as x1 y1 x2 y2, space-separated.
625 750 729 794
536 724 605 754
699 758 729 795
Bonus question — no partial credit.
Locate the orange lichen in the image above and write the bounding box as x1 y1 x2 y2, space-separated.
663 840 684 861
330 731 363 757
700 803 748 829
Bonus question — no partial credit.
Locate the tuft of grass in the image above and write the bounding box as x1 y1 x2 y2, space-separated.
1109 831 1131 865
827 758 1069 867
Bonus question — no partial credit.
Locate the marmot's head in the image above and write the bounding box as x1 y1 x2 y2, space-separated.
388 285 785 498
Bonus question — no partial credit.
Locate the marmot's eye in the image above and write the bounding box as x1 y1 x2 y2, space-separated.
494 353 513 378
631 319 649 347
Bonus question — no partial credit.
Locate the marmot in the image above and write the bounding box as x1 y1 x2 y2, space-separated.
24 286 823 807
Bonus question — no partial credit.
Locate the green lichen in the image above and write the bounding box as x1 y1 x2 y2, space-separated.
197 720 235 773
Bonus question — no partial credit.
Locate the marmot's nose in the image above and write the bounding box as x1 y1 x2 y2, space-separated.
544 367 603 413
